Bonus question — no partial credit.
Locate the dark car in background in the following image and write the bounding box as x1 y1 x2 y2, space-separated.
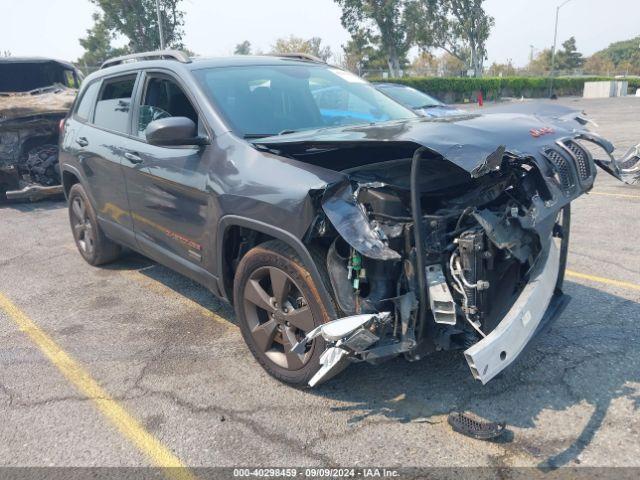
59 51 638 388
375 82 466 118
0 57 81 201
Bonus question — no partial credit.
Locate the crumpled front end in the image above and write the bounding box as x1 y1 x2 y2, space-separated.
254 107 638 386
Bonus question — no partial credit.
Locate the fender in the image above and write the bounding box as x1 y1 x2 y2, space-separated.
216 215 337 319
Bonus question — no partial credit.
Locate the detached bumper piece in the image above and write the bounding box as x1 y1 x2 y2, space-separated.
448 411 506 440
464 241 560 384
292 312 394 387
6 184 63 201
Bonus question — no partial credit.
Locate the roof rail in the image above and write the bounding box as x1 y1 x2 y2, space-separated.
101 50 191 69
269 52 326 64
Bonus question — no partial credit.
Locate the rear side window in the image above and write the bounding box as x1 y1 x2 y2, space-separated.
75 81 100 121
93 76 136 134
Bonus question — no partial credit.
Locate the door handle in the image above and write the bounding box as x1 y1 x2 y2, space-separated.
76 137 89 147
124 152 143 164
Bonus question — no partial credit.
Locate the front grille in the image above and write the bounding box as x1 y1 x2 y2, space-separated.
543 148 574 195
564 140 592 181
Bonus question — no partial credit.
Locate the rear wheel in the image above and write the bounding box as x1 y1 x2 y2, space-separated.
233 241 333 385
68 183 121 266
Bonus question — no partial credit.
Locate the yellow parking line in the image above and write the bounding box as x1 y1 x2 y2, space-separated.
0 292 196 480
589 191 640 200
566 270 640 292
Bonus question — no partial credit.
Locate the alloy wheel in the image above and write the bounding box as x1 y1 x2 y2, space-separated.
242 266 316 370
71 195 95 256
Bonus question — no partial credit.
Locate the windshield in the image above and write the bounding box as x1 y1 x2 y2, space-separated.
193 65 416 137
0 61 79 93
376 84 442 109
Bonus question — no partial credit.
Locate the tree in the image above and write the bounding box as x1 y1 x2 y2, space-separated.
341 29 389 74
271 36 333 62
527 48 552 74
446 0 494 77
411 51 438 76
589 36 640 75
487 60 516 77
583 55 615 76
88 0 186 52
334 0 418 77
77 12 127 67
413 0 493 77
234 41 252 55
555 36 584 71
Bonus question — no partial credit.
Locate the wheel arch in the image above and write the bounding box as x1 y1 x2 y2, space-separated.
216 215 336 319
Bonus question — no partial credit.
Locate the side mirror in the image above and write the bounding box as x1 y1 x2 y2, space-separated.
145 117 208 146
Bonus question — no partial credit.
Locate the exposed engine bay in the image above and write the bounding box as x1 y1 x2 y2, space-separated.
255 104 640 386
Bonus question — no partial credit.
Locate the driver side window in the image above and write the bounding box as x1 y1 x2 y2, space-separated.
137 76 199 139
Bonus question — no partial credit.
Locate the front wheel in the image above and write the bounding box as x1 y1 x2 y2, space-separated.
233 241 334 386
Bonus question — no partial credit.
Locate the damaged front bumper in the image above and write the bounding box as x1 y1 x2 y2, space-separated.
463 241 560 384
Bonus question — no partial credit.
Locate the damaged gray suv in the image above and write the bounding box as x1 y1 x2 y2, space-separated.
59 51 640 386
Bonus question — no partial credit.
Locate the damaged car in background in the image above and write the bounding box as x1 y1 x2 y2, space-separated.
59 52 640 387
0 57 81 201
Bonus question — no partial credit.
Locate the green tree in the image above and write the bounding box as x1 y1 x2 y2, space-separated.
555 36 584 71
334 0 419 77
342 29 390 74
446 0 494 77
590 36 640 75
89 0 185 52
413 0 493 77
77 12 127 68
271 36 333 62
234 40 252 55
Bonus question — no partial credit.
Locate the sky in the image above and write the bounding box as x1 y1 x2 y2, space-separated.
1 0 638 67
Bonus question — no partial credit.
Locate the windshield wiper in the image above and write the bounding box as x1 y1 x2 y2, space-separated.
416 104 440 109
243 133 277 139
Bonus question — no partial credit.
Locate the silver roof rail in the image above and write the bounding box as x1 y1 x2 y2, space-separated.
101 50 191 69
269 52 326 64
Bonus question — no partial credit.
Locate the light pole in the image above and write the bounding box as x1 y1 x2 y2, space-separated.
155 0 165 50
549 0 573 97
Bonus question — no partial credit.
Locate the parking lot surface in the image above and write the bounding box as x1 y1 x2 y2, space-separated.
0 97 639 471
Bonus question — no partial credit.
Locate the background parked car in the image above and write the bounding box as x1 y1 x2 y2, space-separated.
375 82 467 118
0 57 82 202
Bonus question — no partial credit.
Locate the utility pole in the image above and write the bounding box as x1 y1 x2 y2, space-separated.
549 0 573 97
155 0 165 50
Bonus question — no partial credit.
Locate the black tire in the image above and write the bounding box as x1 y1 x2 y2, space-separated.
555 204 571 292
233 240 334 386
68 183 121 266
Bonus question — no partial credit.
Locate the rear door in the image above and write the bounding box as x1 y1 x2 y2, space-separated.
76 73 139 238
122 70 212 270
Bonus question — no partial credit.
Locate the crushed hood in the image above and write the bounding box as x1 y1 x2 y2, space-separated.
0 86 76 122
252 103 587 174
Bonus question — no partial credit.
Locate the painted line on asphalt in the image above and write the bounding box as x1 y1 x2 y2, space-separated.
0 292 197 480
589 191 640 200
566 270 640 292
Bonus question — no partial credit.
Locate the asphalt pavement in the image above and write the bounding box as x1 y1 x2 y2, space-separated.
0 96 638 474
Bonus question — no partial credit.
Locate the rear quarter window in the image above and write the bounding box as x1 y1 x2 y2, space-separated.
75 81 101 121
93 76 137 134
